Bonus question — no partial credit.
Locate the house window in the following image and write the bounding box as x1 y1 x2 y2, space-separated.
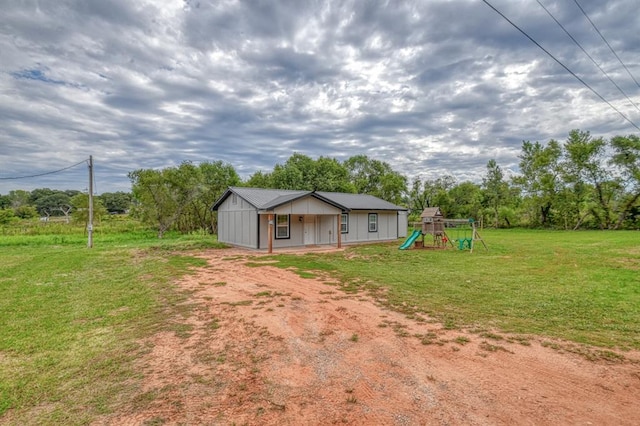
368 213 378 232
232 194 237 205
340 214 349 233
276 214 290 239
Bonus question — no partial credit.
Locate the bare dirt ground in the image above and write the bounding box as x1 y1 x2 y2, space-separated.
98 248 640 425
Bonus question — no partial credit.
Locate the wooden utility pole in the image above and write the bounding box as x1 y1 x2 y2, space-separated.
267 214 274 254
337 213 342 249
88 155 94 248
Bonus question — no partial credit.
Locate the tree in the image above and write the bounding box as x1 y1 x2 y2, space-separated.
513 140 563 227
14 205 39 219
179 161 240 234
0 195 10 209
29 188 56 206
129 161 240 237
245 170 273 188
482 159 509 228
129 162 203 238
0 209 16 225
8 190 30 209
99 192 132 214
448 181 483 220
563 130 615 229
344 155 407 204
270 153 312 190
609 134 640 229
71 193 107 227
312 156 354 192
34 193 72 217
407 176 455 218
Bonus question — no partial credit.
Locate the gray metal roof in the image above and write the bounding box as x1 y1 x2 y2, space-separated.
212 187 407 211
225 187 309 209
316 191 407 211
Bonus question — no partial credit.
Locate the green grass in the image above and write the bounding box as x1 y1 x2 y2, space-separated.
0 225 225 424
1 226 639 423
260 229 640 350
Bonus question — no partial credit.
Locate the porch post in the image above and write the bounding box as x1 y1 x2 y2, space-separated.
268 214 274 254
337 213 342 249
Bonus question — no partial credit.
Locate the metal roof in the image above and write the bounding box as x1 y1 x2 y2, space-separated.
212 187 407 212
316 191 407 211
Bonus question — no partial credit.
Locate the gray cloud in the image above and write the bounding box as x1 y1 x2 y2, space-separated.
1 0 639 194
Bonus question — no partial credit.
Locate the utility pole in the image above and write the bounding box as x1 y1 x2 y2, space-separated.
88 155 94 248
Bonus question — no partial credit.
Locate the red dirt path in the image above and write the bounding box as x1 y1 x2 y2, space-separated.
97 248 640 425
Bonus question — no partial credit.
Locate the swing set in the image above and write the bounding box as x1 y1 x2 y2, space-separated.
400 207 487 252
444 218 487 252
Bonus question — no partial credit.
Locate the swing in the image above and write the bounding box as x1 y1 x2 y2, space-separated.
455 225 472 250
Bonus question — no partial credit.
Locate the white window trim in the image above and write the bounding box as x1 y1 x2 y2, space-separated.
341 213 349 234
275 214 290 239
368 213 378 232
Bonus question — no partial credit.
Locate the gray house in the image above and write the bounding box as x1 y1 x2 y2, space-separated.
212 187 408 252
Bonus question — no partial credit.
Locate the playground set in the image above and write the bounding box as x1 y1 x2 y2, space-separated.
399 207 487 253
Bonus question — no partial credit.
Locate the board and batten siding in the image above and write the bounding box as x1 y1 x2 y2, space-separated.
258 197 342 249
216 195 259 249
398 211 408 238
341 211 400 244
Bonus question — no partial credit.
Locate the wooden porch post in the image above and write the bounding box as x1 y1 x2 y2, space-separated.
337 214 342 249
267 214 274 254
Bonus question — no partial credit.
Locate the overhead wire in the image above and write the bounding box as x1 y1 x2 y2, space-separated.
536 0 640 114
572 0 640 90
480 0 640 132
0 158 89 180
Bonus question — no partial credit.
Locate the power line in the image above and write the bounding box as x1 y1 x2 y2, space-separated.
573 0 640 90
481 0 640 132
0 159 88 180
536 0 640 114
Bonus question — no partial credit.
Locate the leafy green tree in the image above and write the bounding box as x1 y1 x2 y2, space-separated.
71 193 108 227
34 193 72 217
482 159 509 228
0 209 16 225
563 130 615 229
129 162 202 238
178 161 241 234
99 192 132 214
610 134 640 229
14 205 39 219
270 153 311 190
8 190 31 209
407 176 455 218
344 155 407 204
28 188 56 205
513 140 563 227
448 181 483 220
245 170 273 188
0 195 10 209
313 157 354 192
262 153 353 193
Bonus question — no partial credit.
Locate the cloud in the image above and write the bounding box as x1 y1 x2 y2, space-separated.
1 0 639 194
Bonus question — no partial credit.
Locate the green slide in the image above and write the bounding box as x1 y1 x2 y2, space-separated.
399 229 421 250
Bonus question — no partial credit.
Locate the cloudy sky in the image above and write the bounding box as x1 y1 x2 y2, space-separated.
1 0 639 194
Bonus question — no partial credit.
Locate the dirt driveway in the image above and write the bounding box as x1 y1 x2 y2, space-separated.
99 248 640 425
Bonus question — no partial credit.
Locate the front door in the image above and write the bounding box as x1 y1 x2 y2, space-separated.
304 218 316 245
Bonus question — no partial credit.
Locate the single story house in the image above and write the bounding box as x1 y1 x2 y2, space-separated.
212 187 408 252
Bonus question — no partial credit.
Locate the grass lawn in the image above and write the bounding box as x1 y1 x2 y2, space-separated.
1 226 638 424
0 227 224 424
262 229 640 351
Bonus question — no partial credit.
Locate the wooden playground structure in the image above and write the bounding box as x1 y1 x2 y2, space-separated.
399 207 487 253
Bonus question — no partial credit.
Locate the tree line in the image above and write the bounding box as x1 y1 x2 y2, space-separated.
2 129 639 234
0 189 132 225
